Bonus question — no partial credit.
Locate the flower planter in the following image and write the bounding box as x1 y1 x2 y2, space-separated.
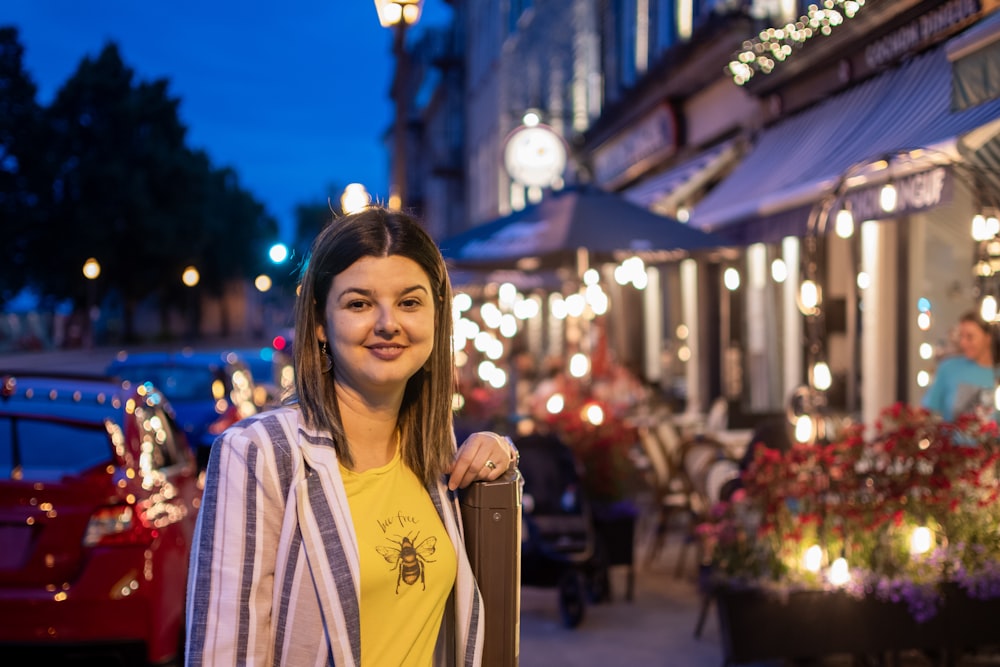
942 583 1000 648
592 512 636 567
587 506 637 603
715 587 949 665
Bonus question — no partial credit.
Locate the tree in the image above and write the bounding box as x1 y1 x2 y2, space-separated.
31 42 201 339
4 36 281 342
292 182 351 267
0 27 46 305
190 162 279 337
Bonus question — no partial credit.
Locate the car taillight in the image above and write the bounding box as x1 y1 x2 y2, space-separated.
83 504 156 547
208 403 240 435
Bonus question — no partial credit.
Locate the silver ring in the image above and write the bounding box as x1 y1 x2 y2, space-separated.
484 459 497 470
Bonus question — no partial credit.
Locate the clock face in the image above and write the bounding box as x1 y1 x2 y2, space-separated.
503 125 567 188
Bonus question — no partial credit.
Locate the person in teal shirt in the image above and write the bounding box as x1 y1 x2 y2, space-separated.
922 311 998 422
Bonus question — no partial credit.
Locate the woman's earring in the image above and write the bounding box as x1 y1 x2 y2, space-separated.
319 341 333 374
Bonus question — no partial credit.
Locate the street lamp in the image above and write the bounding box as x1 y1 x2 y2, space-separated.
182 265 200 287
268 242 289 264
82 257 101 348
341 183 372 214
82 257 101 281
182 265 200 341
373 0 424 211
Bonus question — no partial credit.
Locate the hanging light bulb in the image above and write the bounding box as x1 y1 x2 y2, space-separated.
835 208 854 238
880 182 897 212
910 526 932 555
812 361 833 391
828 557 851 586
972 214 989 241
771 258 788 283
982 295 998 323
724 267 741 291
799 279 820 314
794 414 814 443
803 544 823 573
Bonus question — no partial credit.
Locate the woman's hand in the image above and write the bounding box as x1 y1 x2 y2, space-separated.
447 431 517 490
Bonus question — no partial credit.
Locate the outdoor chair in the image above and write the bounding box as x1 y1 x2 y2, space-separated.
676 435 739 580
636 424 695 574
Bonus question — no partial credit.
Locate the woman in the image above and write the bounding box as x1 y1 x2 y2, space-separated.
922 310 998 422
186 207 516 666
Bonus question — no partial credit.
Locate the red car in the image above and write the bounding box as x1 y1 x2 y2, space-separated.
0 372 201 666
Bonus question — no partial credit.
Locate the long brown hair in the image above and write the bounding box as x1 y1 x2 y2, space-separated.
290 207 456 485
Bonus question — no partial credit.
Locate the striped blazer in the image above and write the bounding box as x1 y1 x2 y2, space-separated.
185 406 484 666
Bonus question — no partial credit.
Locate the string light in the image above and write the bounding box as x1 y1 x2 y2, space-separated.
803 544 823 573
728 1 866 85
835 208 855 239
910 526 932 555
973 208 1000 322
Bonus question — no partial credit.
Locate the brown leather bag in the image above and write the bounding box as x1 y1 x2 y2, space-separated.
459 466 522 667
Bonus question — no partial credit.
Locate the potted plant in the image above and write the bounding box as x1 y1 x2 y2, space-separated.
697 404 1000 663
534 375 643 602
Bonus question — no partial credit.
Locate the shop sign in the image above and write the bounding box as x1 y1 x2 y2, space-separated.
841 166 953 222
864 0 981 70
591 104 677 188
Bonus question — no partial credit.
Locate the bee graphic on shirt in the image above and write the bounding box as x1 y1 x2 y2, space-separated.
376 532 437 593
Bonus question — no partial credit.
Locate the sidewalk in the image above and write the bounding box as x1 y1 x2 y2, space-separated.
518 557 723 666
517 536 1000 667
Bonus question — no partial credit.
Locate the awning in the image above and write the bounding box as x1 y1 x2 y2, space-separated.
690 41 1000 244
438 185 727 271
623 139 741 215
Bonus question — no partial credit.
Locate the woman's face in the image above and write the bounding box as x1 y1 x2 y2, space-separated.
958 320 991 363
320 255 436 399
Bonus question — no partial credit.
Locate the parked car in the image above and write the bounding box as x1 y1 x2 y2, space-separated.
0 372 201 666
106 349 259 469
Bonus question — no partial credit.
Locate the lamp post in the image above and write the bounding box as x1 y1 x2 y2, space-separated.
82 257 101 349
182 265 200 342
374 0 424 211
254 274 273 340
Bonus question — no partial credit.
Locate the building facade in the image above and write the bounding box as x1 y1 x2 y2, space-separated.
402 0 1000 430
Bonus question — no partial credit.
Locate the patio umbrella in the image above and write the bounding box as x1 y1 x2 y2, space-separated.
438 184 728 271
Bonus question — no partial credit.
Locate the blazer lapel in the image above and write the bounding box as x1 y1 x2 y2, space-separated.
296 440 363 667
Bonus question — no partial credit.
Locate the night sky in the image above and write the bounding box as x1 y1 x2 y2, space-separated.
2 0 454 241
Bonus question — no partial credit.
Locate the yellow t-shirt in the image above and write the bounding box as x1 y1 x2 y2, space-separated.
341 447 457 666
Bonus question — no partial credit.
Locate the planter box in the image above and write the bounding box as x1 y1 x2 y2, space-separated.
716 587 954 665
587 511 637 603
942 583 1000 648
592 514 636 567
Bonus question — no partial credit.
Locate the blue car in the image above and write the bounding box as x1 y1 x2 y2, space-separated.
106 349 259 469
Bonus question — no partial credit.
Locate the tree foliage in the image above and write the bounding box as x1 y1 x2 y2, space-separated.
0 27 45 303
0 31 280 340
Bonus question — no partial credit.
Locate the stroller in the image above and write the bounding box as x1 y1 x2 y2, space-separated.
516 432 602 628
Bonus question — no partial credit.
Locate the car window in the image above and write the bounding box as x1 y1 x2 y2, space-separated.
0 417 113 481
115 365 218 402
